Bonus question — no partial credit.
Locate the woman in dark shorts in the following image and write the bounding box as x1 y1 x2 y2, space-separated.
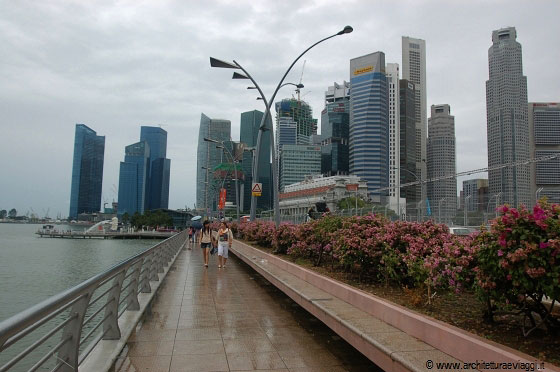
199 220 213 267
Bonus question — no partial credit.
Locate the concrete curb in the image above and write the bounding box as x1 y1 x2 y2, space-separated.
232 240 559 372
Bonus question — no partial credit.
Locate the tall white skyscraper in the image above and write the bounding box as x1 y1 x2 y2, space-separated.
486 27 531 207
386 63 403 214
402 36 427 215
427 104 456 223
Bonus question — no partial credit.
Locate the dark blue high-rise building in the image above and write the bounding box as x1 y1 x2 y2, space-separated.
69 124 105 219
349 52 389 202
240 110 272 211
140 126 170 210
321 81 350 176
117 141 150 216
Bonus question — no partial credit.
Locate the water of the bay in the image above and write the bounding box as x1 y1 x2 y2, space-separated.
0 223 156 322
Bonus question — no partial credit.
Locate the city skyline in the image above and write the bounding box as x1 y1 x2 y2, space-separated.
1 1 559 216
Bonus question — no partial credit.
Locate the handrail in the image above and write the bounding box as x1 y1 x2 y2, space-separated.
0 230 186 372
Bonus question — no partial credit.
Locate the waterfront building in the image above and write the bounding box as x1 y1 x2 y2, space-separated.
399 80 417 216
462 178 489 212
117 141 150 216
486 27 531 207
321 81 350 177
69 124 105 219
140 126 171 211
279 144 321 191
402 36 427 212
196 113 231 211
279 175 368 216
529 102 560 203
427 104 457 223
349 51 389 203
386 63 404 214
240 110 272 211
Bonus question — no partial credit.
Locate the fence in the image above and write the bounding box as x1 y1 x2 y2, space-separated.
0 230 186 372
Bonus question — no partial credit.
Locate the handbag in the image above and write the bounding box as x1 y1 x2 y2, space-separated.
210 245 217 255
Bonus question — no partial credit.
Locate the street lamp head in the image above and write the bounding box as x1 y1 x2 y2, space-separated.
296 83 304 89
203 137 221 144
209 57 239 69
337 25 353 35
256 97 264 100
232 72 249 79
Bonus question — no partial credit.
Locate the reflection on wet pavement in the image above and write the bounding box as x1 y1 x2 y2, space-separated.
114 242 382 372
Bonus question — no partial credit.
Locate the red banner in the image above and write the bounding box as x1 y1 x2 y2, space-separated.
346 184 358 191
218 188 227 210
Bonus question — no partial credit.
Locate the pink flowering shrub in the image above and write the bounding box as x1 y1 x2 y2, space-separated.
272 223 298 254
472 201 560 332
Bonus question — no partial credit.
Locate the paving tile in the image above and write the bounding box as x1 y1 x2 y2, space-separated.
169 353 229 372
175 327 222 341
127 341 174 357
220 327 269 340
223 337 276 353
115 355 171 372
173 339 225 355
278 349 342 368
226 351 287 370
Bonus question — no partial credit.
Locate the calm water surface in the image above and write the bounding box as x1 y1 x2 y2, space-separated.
0 223 157 322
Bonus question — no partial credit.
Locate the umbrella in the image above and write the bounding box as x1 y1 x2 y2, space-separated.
191 215 202 221
191 221 203 229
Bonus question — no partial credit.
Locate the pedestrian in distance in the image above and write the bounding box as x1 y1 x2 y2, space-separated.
188 227 194 249
217 221 233 268
199 221 214 267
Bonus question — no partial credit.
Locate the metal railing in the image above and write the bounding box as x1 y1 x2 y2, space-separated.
0 230 186 372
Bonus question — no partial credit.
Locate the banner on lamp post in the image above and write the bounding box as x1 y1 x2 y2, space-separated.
218 188 227 210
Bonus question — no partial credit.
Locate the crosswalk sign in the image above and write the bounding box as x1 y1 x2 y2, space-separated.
252 183 262 197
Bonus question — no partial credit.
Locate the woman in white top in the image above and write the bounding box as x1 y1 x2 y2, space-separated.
217 221 233 268
199 220 214 267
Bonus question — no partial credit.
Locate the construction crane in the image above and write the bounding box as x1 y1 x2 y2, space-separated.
296 60 306 101
42 208 50 219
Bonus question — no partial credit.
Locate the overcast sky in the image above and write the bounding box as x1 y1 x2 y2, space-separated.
1 0 559 218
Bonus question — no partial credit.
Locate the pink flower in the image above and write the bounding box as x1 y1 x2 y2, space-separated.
497 250 504 256
539 242 549 249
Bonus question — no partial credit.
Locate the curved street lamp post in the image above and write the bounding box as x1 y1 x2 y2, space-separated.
210 26 353 227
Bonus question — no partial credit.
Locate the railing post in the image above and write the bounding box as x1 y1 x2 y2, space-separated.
57 289 94 372
140 256 152 293
127 261 142 311
156 246 165 274
102 271 125 340
149 251 160 281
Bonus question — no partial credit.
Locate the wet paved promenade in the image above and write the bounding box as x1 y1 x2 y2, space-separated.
114 242 380 372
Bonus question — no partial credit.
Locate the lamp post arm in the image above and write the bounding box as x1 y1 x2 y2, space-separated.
267 33 339 107
232 61 271 222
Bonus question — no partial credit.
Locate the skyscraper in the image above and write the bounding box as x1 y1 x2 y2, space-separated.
349 52 389 202
196 113 231 210
279 145 321 191
427 104 456 223
140 126 171 210
386 63 401 213
402 36 427 211
275 98 318 145
321 81 350 177
529 102 560 204
462 178 489 212
69 124 105 219
240 110 272 211
117 141 150 216
399 80 417 216
486 27 531 207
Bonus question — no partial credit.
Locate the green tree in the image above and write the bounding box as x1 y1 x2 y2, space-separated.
8 208 17 218
122 212 130 224
0 210 7 219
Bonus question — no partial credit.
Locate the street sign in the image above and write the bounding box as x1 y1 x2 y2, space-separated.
252 182 262 197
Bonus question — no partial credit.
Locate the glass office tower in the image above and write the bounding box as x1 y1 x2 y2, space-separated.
117 141 150 216
140 126 171 210
69 124 105 219
240 110 272 211
349 52 389 202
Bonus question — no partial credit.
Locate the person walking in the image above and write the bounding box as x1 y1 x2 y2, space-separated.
188 227 194 249
199 221 214 267
217 221 233 268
